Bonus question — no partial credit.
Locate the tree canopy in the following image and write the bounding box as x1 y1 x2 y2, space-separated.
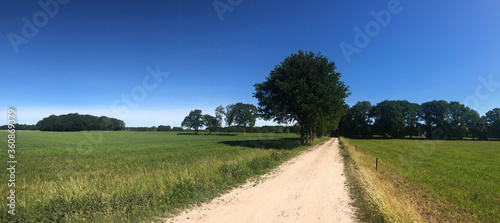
36 113 125 131
203 114 219 135
338 100 494 140
181 109 204 134
485 108 500 139
254 50 350 144
215 105 225 134
157 125 172 131
227 103 258 136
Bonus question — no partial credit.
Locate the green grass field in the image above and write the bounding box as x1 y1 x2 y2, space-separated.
0 131 319 222
343 138 500 222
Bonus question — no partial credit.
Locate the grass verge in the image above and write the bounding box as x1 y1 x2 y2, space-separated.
339 137 425 222
338 138 385 222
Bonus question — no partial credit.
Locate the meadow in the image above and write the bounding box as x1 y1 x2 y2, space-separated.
340 138 500 222
0 131 319 222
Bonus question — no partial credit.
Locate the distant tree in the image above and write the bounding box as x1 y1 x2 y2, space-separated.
224 104 235 135
254 50 350 144
420 100 450 139
203 114 218 135
485 108 500 139
447 102 469 140
157 125 172 131
215 105 225 135
181 109 204 134
420 100 472 140
351 101 373 138
370 101 406 138
338 104 354 137
0 124 37 130
467 111 488 140
230 103 258 136
150 126 157 131
172 126 183 131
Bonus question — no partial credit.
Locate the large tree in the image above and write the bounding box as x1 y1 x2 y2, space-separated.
181 109 204 134
420 100 450 139
370 100 406 138
254 50 350 144
485 108 500 139
351 101 373 138
447 101 469 140
339 101 372 138
203 114 218 135
224 104 235 135
467 110 488 140
369 100 422 138
230 103 258 136
215 105 225 135
419 100 474 140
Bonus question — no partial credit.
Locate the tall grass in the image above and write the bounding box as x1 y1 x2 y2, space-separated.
0 131 323 222
341 137 500 222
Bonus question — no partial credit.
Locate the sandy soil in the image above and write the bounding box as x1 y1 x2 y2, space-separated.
164 138 355 223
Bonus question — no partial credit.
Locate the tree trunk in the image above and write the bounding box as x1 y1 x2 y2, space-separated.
310 127 313 142
300 125 305 145
243 127 246 136
313 126 317 141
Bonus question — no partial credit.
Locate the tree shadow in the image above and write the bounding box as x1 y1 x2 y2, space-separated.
219 138 301 150
176 133 239 136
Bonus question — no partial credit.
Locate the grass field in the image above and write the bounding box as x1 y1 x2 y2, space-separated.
0 131 321 222
341 138 500 222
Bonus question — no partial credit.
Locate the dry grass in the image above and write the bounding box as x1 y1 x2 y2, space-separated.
341 137 425 222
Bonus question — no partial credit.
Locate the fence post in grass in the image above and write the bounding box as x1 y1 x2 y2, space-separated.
376 158 378 171
355 145 357 150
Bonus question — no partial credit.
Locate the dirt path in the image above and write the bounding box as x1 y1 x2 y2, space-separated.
165 138 355 223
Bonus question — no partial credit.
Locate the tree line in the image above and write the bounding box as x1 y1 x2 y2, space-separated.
181 102 258 136
0 124 37 130
36 113 125 131
338 100 500 140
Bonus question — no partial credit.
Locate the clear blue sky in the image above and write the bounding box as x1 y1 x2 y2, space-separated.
1 0 500 127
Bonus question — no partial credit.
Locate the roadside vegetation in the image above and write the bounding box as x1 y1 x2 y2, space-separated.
339 137 500 222
0 131 326 222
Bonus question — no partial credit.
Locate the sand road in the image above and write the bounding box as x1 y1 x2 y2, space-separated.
165 138 355 223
